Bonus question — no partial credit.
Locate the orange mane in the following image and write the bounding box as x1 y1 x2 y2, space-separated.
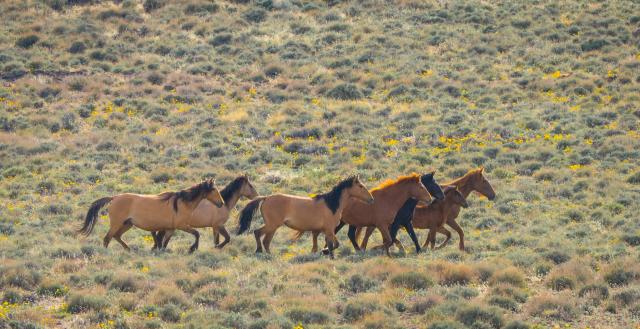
445 168 483 186
371 173 421 192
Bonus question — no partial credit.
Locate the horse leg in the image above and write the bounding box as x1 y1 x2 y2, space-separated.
389 223 406 253
378 225 393 257
254 226 265 253
448 219 465 251
216 227 231 249
179 228 200 254
360 226 375 250
427 227 438 250
262 230 277 254
113 220 133 251
103 223 121 248
347 225 361 251
311 231 320 253
151 232 158 250
161 230 174 250
324 229 339 259
213 230 220 247
404 222 421 254
435 227 452 250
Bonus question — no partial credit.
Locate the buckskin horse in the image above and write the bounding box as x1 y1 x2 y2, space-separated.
236 175 373 258
79 179 224 253
151 175 259 251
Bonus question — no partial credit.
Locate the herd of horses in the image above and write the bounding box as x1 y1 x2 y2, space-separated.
79 168 496 258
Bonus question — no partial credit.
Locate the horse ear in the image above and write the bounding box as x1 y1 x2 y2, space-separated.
479 166 484 172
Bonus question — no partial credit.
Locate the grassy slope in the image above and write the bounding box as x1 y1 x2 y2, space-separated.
1 0 639 328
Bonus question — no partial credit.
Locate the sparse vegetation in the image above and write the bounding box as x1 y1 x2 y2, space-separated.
0 0 638 327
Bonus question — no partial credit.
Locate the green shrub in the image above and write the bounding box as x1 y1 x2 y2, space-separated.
342 301 378 322
547 276 575 291
244 8 267 23
159 304 181 322
0 265 42 290
527 295 576 321
68 41 86 54
455 305 504 329
16 35 39 48
612 289 640 306
3 289 22 303
109 276 138 292
66 294 108 313
488 296 518 311
389 272 433 291
627 172 640 184
604 268 636 286
578 283 609 303
581 39 607 52
143 0 164 12
326 83 363 100
544 250 570 264
340 274 377 293
285 308 329 324
37 282 67 297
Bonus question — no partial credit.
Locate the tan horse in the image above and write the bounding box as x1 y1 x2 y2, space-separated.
236 176 374 258
79 179 224 253
339 173 432 256
360 167 496 251
152 175 259 250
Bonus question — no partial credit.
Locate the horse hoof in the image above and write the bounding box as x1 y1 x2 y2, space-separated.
321 248 330 255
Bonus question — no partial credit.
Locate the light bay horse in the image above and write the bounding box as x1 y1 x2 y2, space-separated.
79 179 224 253
151 175 259 250
338 173 433 256
360 167 496 251
236 175 374 258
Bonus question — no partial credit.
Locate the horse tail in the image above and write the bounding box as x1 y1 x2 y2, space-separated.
237 197 266 235
79 197 112 236
290 230 305 241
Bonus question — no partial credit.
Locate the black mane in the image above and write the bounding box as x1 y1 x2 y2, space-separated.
161 180 214 212
220 176 247 204
313 176 357 214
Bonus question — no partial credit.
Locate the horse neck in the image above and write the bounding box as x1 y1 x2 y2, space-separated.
335 189 354 216
224 189 242 210
373 182 413 209
449 174 476 198
179 195 206 212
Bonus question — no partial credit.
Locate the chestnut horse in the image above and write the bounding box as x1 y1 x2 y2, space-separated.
298 172 444 253
79 179 224 253
236 176 374 258
151 175 259 250
338 173 432 256
361 167 496 251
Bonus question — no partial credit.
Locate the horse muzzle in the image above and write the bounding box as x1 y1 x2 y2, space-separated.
367 197 375 204
215 201 225 208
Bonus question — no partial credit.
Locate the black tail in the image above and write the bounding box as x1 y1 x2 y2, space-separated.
79 197 112 236
237 197 266 234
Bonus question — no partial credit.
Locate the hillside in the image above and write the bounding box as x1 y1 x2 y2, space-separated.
1 0 640 328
